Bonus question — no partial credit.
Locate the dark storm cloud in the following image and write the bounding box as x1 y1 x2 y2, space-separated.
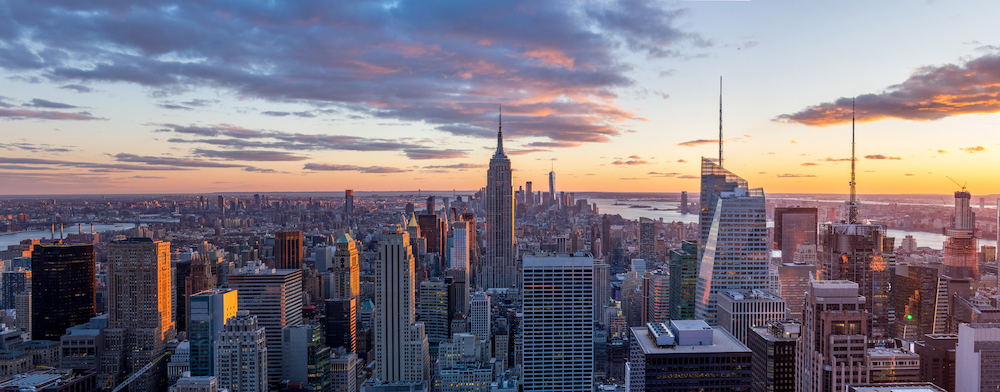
0 0 703 149
159 124 422 152
776 50 1000 126
0 156 193 171
25 98 77 109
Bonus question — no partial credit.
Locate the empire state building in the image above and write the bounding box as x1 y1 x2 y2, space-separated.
484 114 515 290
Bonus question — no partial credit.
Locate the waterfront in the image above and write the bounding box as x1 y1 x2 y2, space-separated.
0 223 143 249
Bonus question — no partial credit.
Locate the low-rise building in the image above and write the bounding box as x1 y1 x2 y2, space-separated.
865 348 920 384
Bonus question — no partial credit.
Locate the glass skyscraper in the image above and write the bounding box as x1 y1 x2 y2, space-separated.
695 158 770 325
189 288 238 376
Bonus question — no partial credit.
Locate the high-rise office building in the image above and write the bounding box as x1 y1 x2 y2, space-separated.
774 207 818 263
331 233 360 300
215 311 268 392
894 264 940 339
639 217 655 269
819 220 892 341
680 191 688 214
944 190 978 279
668 240 698 321
459 212 479 285
344 189 354 215
484 120 515 291
626 320 753 391
717 289 786 344
418 214 447 258
777 256 816 321
274 230 303 270
525 181 533 206
450 221 469 271
30 243 94 342
330 352 359 392
748 319 800 392
228 264 303 386
103 238 174 392
2 268 30 310
419 279 452 355
643 270 669 324
316 246 333 273
469 292 490 342
956 323 1000 392
282 325 331 391
797 280 869 392
426 195 436 214
326 298 357 353
914 334 957 392
522 253 593 391
594 261 610 322
189 288 238 377
374 226 429 383
444 268 468 316
695 158 769 325
548 170 556 205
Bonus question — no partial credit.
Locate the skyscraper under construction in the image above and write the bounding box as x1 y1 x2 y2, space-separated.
944 188 978 280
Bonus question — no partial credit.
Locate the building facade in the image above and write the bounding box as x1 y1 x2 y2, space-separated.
215 311 268 392
521 253 593 391
717 289 786 344
274 230 303 270
796 280 869 392
626 320 753 392
188 288 238 377
484 123 515 291
374 226 429 383
31 243 95 342
748 320 799 392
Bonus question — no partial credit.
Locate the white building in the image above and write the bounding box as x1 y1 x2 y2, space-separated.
469 293 491 342
331 352 359 392
956 323 1000 392
374 226 429 383
717 289 786 344
215 311 268 392
435 333 492 392
522 252 594 391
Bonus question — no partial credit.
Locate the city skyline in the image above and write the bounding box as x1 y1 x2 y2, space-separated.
1 1 999 196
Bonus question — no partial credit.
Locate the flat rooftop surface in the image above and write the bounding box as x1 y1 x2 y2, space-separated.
632 326 750 355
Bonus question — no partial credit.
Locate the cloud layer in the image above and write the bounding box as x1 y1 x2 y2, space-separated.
0 0 704 149
776 50 1000 126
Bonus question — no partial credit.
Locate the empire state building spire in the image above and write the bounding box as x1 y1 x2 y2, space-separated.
495 105 506 157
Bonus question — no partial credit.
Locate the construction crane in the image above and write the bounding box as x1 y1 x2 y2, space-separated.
946 176 968 192
104 350 171 392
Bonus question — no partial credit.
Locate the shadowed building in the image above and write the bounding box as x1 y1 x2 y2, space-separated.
31 243 95 342
274 230 303 270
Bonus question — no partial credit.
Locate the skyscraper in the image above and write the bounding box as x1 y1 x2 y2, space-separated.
639 217 655 269
774 207 818 263
643 270 670 324
717 289 786 344
215 310 268 392
469 292 491 342
522 253 593 391
944 189 978 279
548 169 556 205
797 280 869 392
484 115 515 290
748 319 800 392
344 189 354 215
103 238 174 392
2 268 30 311
680 191 688 214
374 226 429 383
325 298 357 353
594 261 610 322
228 264 303 386
189 288 238 377
331 233 360 300
30 243 94 342
419 279 451 356
525 181 533 206
669 240 698 321
695 158 769 325
956 323 1000 391
626 320 752 391
282 325 331 391
274 230 303 270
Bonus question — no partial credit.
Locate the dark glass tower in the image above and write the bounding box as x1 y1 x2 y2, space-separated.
275 230 303 270
31 243 96 341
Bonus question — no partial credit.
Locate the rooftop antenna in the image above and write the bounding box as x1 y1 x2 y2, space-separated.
719 76 723 167
849 98 858 224
496 104 504 155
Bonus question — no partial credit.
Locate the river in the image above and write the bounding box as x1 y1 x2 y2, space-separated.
0 223 144 249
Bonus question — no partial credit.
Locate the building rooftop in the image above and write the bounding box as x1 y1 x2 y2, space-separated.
631 325 750 355
847 383 946 392
523 252 594 267
867 348 919 359
720 289 783 302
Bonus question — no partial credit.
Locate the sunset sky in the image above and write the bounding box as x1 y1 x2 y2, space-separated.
1 0 999 196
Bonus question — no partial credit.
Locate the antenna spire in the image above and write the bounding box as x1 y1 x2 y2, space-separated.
719 76 723 167
495 104 505 156
849 97 858 224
